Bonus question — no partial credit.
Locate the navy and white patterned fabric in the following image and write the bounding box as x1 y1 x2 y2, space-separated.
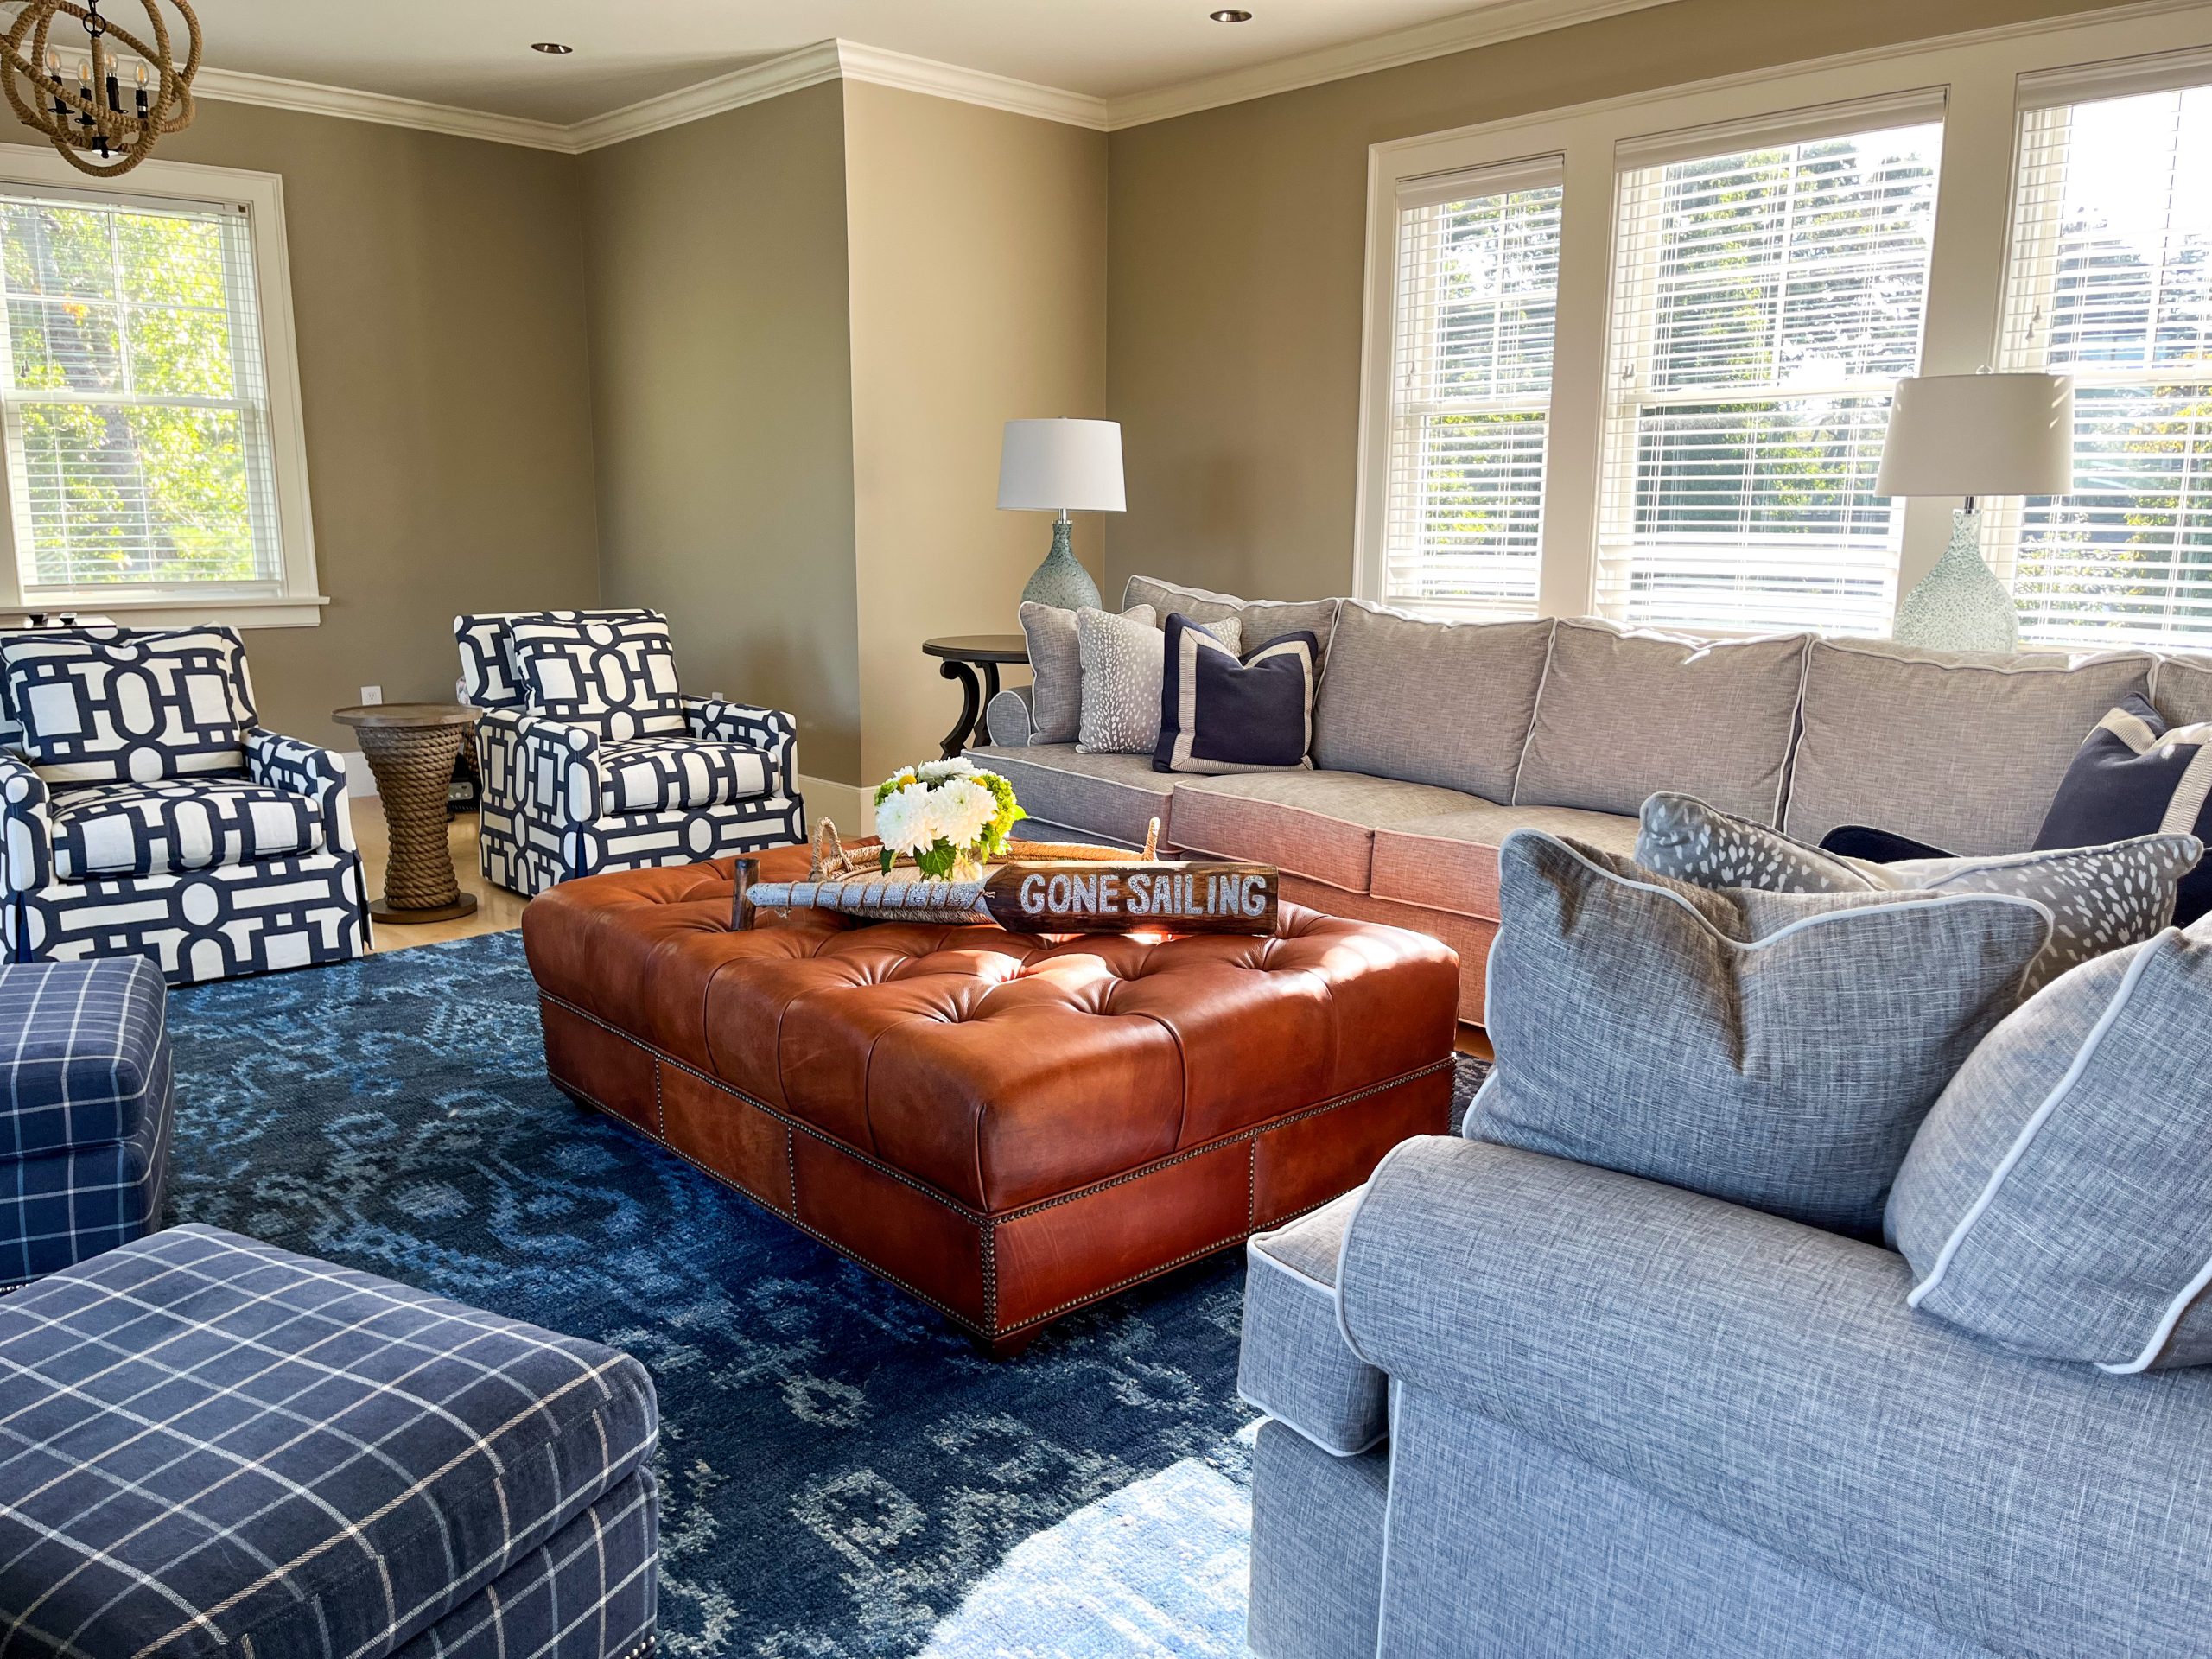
0 957 172 1287
1154 614 1318 774
459 613 803 897
0 1224 659 1659
1 660 371 986
454 608 661 714
2037 693 2212 925
50 777 321 878
510 613 688 740
0 626 255 783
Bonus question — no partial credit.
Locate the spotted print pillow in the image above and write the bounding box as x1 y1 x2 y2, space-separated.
1075 607 1239 755
1637 791 2202 994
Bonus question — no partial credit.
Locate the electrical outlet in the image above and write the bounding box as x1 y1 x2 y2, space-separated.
360 685 383 706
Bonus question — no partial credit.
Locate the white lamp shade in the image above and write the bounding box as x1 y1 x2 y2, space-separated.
997 418 1126 512
1875 372 2075 499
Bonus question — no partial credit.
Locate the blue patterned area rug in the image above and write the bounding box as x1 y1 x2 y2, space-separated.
166 931 1487 1657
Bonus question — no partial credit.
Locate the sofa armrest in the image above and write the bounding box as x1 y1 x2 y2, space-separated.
686 696 796 797
1340 1135 2212 1658
0 751 50 894
247 727 356 854
985 685 1034 748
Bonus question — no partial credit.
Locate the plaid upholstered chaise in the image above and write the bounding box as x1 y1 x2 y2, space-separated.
455 610 804 897
0 1225 658 1658
0 625 369 986
0 957 173 1289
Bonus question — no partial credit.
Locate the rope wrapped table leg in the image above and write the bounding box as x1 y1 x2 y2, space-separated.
334 703 480 925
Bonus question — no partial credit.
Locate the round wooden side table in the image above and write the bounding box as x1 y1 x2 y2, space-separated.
922 635 1028 759
333 703 481 925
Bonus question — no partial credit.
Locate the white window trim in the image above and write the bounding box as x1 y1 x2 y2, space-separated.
1353 0 2212 633
0 147 323 630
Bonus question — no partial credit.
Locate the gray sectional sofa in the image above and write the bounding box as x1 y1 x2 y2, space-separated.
979 575 2212 1024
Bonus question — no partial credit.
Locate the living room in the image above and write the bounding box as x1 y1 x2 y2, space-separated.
2 0 2209 1652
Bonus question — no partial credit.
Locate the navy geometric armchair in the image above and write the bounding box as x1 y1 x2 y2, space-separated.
454 609 804 897
0 625 369 985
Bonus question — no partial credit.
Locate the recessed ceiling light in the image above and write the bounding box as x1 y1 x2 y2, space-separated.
530 41 574 54
1209 9 1253 20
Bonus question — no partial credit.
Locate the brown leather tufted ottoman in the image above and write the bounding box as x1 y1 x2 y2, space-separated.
521 845 1459 1352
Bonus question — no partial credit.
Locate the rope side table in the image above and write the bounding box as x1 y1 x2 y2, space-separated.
333 703 480 925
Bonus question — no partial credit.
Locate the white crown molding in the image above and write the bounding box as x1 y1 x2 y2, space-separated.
1100 0 1680 130
836 41 1109 130
564 41 843 151
194 65 574 151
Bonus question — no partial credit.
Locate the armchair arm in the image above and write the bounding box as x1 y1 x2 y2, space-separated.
248 727 355 855
687 696 796 798
985 685 1034 747
1340 1135 2212 1659
512 710 603 827
0 751 50 894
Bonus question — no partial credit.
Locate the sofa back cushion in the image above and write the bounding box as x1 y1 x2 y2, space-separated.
454 608 664 712
2153 655 2212 727
1511 619 1808 823
1122 575 1341 666
1307 603 1553 803
1784 639 2155 856
2 627 256 784
509 612 688 739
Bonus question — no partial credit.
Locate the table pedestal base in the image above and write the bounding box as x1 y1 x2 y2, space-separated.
370 893 477 925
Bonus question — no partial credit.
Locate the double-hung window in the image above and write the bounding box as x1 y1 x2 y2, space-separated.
1993 64 2212 647
0 152 316 625
1373 159 1564 615
1595 100 1945 634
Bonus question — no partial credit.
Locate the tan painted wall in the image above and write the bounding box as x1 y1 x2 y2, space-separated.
581 81 864 784
842 82 1108 784
3 102 603 750
1103 0 2156 606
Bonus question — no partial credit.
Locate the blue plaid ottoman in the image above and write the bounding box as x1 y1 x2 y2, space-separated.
0 1225 658 1659
0 957 173 1288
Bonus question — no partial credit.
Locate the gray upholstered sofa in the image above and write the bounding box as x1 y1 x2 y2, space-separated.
1238 1134 2212 1656
979 575 2212 1024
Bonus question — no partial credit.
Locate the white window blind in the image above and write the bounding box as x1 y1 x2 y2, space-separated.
1993 69 2212 648
1597 106 1944 633
1379 159 1562 615
0 184 281 596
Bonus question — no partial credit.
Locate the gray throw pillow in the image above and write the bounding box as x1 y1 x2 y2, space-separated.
1891 914 2212 1370
1121 575 1339 669
1020 601 1154 746
1635 791 2201 995
1076 607 1238 754
1472 831 2051 1238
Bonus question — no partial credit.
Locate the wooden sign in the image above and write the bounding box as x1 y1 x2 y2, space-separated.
981 861 1278 936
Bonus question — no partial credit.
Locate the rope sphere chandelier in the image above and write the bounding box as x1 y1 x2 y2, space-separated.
1 0 200 178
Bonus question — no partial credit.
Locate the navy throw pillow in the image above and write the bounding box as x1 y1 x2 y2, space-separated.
1154 613 1317 774
2037 694 2212 925
1819 824 1957 863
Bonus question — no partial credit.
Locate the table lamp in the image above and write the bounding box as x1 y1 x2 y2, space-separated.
1878 372 2075 652
999 418 1125 611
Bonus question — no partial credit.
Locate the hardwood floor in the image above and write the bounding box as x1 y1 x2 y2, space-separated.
353 805 527 954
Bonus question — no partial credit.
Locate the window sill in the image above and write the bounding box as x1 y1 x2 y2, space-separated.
4 594 329 631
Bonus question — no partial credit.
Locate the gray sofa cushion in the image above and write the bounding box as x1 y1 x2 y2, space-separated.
1310 603 1554 803
1636 791 2200 995
1020 601 1154 746
1512 619 1809 823
1338 1134 2212 1659
1122 575 1341 666
1249 1424 1389 1659
966 743 1173 849
1473 831 2050 1236
1368 799 1639 921
2154 653 2212 727
1168 770 1475 893
1891 916 2212 1371
1784 639 2156 856
1240 1191 1388 1457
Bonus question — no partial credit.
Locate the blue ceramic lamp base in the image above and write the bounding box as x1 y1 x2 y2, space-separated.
1021 515 1103 612
1893 505 2020 653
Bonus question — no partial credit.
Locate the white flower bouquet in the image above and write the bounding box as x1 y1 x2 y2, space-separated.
870 757 1027 880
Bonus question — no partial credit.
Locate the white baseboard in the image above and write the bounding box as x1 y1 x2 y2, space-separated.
798 772 873 836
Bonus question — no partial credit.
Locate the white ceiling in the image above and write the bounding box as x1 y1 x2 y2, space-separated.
192 0 1600 126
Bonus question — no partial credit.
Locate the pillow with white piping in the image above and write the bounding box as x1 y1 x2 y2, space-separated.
1891 912 2212 1371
